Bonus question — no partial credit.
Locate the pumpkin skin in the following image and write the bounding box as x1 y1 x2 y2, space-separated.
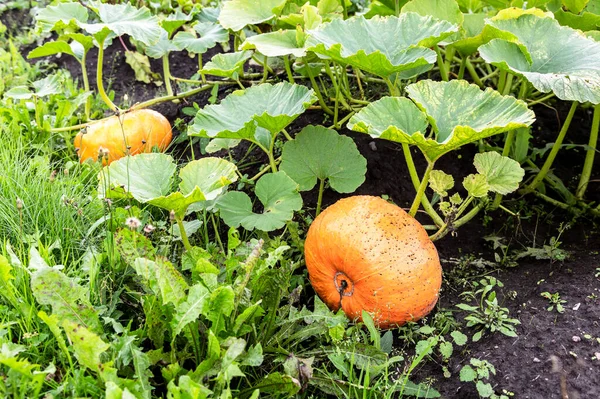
74 109 172 165
304 196 441 329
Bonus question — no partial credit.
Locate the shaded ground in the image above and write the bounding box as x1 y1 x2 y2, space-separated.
8 17 600 397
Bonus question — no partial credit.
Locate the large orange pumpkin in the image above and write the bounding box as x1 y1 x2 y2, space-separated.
74 109 172 165
305 196 442 328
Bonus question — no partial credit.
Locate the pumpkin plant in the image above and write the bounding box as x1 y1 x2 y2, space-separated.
475 12 600 207
305 195 442 329
99 153 238 251
188 82 317 172
348 79 533 234
75 109 172 165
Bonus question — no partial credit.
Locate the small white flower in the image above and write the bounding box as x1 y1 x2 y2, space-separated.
125 217 141 230
143 224 156 234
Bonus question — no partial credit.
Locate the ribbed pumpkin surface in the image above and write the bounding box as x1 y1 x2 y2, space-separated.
305 195 442 328
74 109 172 165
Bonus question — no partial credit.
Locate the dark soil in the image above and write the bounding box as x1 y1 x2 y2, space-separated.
12 20 600 397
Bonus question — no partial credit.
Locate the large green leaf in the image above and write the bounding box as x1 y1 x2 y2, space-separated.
305 14 458 78
189 82 316 139
402 0 463 25
241 30 307 57
144 30 179 59
217 172 302 232
99 153 176 202
449 8 548 56
180 157 238 213
179 158 238 201
35 2 88 32
478 14 600 104
219 0 288 31
473 152 524 194
280 125 367 192
28 41 80 62
173 22 229 54
99 154 207 217
81 3 162 46
348 80 535 161
202 50 253 79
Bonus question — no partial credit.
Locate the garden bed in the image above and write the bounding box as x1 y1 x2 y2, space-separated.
1 2 599 398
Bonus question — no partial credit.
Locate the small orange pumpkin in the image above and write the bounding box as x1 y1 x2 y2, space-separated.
74 109 172 165
305 196 442 328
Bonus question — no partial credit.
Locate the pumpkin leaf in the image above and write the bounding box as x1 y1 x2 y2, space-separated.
99 153 176 202
217 172 302 232
81 3 162 46
202 50 253 79
28 40 79 61
144 30 179 59
179 157 238 201
179 157 238 212
473 152 524 195
463 174 490 198
35 2 89 33
173 22 229 54
349 80 535 162
189 82 316 139
478 14 600 104
401 0 464 25
219 0 287 31
429 170 455 197
160 8 193 36
241 30 307 57
305 14 458 78
99 154 219 217
280 125 366 193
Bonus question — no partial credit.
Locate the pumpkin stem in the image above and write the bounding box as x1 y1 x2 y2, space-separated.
334 272 354 310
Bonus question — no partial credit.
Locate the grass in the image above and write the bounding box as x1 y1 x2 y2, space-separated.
0 124 103 265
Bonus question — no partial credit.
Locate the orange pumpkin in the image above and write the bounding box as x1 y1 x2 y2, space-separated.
74 109 172 165
305 196 442 328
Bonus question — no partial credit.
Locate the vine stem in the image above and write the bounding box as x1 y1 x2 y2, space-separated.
465 58 484 88
430 201 485 241
283 55 295 83
429 196 473 241
198 54 206 83
491 80 528 209
316 178 325 217
96 40 118 112
304 58 333 115
162 54 175 98
402 144 444 226
576 103 600 199
176 216 192 252
80 52 91 120
409 161 435 217
522 101 578 193
435 46 448 82
50 83 231 132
